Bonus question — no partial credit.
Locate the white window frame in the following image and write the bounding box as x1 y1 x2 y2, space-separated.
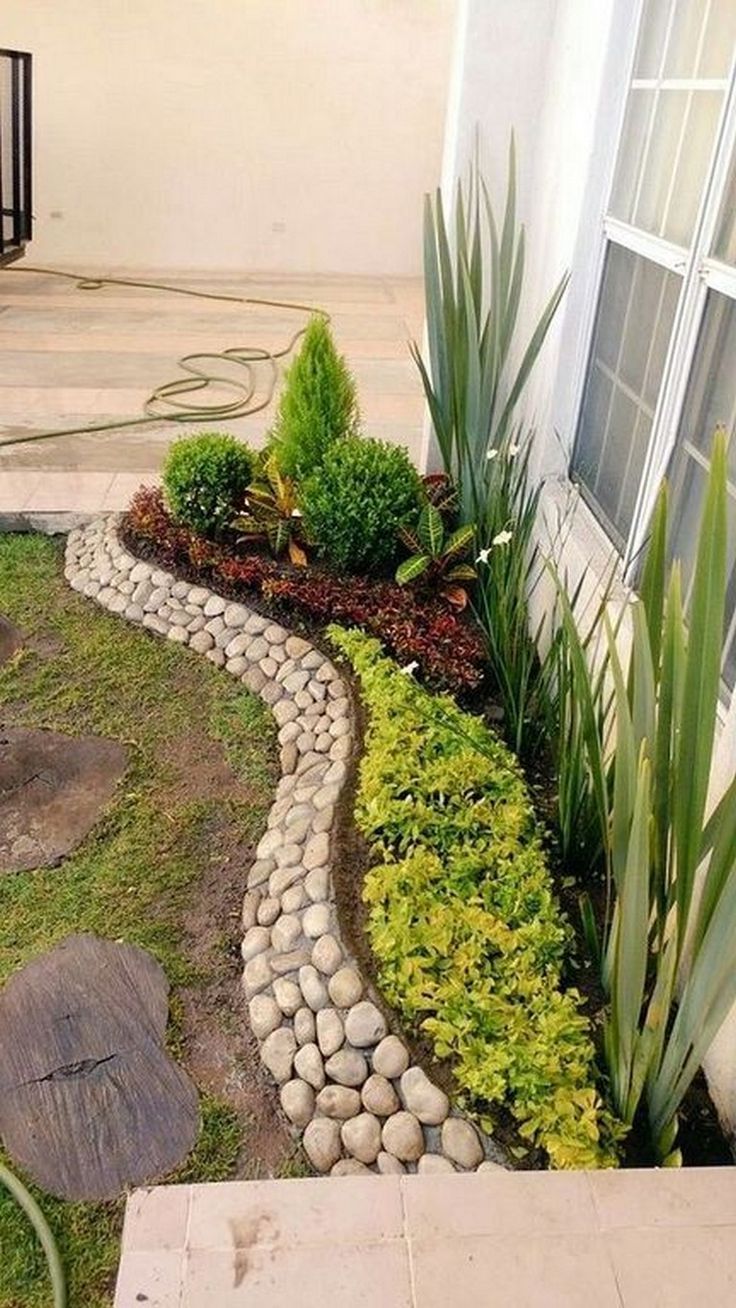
567 0 736 578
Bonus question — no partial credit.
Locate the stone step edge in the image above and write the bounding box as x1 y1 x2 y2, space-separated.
63 513 507 1178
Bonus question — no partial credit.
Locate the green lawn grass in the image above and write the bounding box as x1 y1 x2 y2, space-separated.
0 534 279 1308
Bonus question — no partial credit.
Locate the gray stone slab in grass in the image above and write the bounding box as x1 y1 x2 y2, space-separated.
0 726 128 873
0 614 22 665
0 933 199 1200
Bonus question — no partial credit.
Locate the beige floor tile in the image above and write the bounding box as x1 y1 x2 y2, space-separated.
23 471 115 512
113 1249 185 1308
409 1232 622 1308
121 1184 191 1254
102 472 160 510
187 1175 403 1251
588 1166 736 1230
0 469 43 508
182 1240 412 1307
401 1172 599 1241
605 1225 736 1307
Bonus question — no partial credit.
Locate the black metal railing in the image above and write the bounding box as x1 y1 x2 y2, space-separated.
0 49 32 264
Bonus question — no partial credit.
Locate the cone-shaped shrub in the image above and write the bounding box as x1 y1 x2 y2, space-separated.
271 315 359 482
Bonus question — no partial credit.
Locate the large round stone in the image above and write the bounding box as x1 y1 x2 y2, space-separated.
324 1047 368 1088
372 1035 409 1079
418 1154 456 1174
361 1074 399 1117
248 994 281 1039
376 1151 406 1175
293 1043 325 1090
341 1113 382 1165
303 1118 342 1173
400 1066 449 1125
328 967 363 1008
316 1008 344 1057
344 1001 387 1049
381 1111 425 1163
441 1117 484 1169
280 1079 315 1128
316 1085 362 1120
260 1027 296 1084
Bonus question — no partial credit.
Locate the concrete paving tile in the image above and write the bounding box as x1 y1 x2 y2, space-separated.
0 470 43 509
182 1240 413 1307
23 471 115 512
187 1175 403 1251
121 1184 191 1254
410 1232 622 1308
113 1249 185 1308
589 1166 736 1230
401 1172 599 1240
605 1225 736 1306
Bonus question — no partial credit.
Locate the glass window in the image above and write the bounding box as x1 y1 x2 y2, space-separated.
610 0 732 247
573 245 680 545
666 293 736 688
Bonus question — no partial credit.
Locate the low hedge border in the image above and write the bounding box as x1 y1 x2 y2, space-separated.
329 625 621 1169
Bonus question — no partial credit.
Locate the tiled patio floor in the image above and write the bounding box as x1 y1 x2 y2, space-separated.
115 1169 736 1307
0 267 426 515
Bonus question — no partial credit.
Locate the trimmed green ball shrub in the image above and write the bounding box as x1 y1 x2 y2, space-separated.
301 438 422 574
162 432 254 537
270 315 359 483
328 625 621 1169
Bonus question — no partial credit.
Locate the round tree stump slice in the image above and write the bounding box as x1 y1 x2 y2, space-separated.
0 934 199 1200
0 727 128 874
0 614 22 666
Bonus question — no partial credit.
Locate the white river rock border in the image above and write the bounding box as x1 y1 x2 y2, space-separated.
64 515 507 1177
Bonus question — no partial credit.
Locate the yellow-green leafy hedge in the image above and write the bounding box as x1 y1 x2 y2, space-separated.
329 625 619 1168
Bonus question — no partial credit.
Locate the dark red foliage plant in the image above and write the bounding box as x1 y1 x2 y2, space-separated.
123 487 485 694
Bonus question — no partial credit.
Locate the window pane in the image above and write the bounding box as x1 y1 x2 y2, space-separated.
665 292 736 690
714 159 736 265
696 0 736 78
634 0 672 78
610 89 723 244
572 244 680 546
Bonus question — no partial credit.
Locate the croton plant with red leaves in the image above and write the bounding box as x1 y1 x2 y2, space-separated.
122 487 486 694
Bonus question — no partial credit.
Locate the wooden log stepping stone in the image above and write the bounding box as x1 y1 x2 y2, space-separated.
0 726 128 874
0 933 199 1200
0 614 22 665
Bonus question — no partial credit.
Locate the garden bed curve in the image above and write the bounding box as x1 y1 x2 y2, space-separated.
64 514 508 1178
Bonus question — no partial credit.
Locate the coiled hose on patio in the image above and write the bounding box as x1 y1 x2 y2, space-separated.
0 1160 66 1307
0 264 328 448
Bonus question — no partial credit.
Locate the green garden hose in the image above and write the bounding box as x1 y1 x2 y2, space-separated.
0 264 328 448
0 1160 66 1307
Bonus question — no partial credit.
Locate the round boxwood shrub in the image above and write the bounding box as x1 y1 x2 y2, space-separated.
162 432 254 538
301 438 422 574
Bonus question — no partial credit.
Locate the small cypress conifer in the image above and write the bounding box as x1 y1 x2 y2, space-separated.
271 315 359 482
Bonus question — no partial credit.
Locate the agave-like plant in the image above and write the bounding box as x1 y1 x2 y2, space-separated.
233 452 308 566
555 429 736 1163
412 134 568 531
395 504 476 608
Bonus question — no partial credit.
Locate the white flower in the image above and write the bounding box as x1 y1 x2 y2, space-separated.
486 447 499 460
508 443 521 457
476 547 491 565
492 529 513 547
291 508 302 517
400 660 419 676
